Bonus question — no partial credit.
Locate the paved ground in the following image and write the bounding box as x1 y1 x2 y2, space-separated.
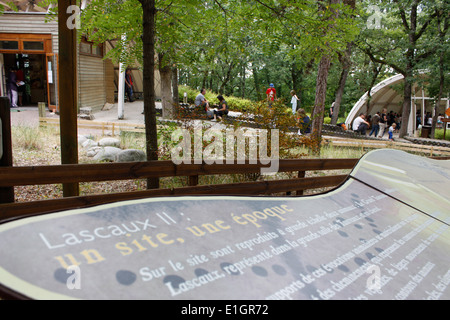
9 101 147 127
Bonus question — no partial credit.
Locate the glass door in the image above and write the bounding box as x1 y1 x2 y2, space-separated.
45 53 58 112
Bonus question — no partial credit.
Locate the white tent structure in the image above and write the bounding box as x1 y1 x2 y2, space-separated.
345 73 449 136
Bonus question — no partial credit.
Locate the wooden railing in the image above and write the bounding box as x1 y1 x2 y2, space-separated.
0 158 359 221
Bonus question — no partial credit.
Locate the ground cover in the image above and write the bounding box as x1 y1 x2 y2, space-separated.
10 123 367 203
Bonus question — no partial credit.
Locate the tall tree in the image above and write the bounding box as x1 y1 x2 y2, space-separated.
139 0 159 189
310 0 343 154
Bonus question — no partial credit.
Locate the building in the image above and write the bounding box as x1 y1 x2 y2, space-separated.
0 1 160 113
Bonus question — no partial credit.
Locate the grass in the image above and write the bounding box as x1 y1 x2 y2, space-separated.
429 128 450 141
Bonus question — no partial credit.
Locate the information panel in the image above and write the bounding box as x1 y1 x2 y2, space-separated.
0 149 449 300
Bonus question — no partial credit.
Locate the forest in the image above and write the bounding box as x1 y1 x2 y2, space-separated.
74 0 448 141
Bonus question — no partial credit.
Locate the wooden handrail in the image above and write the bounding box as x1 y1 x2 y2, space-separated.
0 175 349 221
0 158 358 187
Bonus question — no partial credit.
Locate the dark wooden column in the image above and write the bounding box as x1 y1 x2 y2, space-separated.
0 97 14 204
58 0 79 197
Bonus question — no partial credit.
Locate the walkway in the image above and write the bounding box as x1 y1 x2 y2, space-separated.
9 102 449 149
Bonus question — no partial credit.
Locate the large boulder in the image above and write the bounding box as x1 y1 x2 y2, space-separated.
98 137 121 147
115 149 146 162
93 147 122 162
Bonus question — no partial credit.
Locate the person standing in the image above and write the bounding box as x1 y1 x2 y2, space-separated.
388 123 397 141
266 83 277 108
290 90 299 114
16 68 25 106
369 112 380 137
330 102 335 118
378 108 388 138
125 69 134 102
7 67 18 108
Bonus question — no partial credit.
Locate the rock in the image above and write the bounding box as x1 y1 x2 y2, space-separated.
82 139 98 149
78 114 95 120
98 137 121 147
79 107 93 115
78 135 88 146
93 147 122 162
102 103 114 111
115 149 146 162
78 107 95 120
86 146 103 157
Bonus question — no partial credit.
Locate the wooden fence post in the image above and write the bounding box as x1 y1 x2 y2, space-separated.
188 175 199 186
296 170 306 196
0 97 14 204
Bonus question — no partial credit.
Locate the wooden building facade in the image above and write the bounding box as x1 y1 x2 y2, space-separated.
0 7 161 113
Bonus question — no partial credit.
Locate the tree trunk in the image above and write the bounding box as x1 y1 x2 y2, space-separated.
431 9 447 139
331 43 352 125
399 65 413 138
311 54 332 155
252 64 261 101
172 66 180 109
310 0 340 155
139 0 159 189
365 63 382 115
158 53 175 119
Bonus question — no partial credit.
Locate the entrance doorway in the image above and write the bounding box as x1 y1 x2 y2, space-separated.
0 33 58 111
2 53 47 107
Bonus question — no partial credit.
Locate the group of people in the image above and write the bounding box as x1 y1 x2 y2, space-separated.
352 108 400 140
195 88 229 122
194 85 311 134
421 112 445 128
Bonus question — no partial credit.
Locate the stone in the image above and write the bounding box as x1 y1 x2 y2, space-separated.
79 107 93 115
78 114 95 120
86 146 103 157
78 135 88 146
102 103 114 111
93 147 122 162
82 139 98 149
114 149 146 163
98 137 121 147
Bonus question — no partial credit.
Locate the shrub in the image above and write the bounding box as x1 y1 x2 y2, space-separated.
178 85 255 113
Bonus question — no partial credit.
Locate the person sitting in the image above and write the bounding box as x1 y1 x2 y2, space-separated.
211 95 228 121
296 108 311 135
195 88 210 110
352 113 370 135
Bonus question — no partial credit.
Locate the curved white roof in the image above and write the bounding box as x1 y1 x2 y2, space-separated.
345 73 448 126
345 74 404 126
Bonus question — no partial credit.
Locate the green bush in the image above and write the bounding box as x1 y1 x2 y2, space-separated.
178 85 255 113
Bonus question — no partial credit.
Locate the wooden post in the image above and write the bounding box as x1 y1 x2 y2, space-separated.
0 97 14 204
58 0 79 197
188 175 199 186
296 170 306 196
38 102 46 118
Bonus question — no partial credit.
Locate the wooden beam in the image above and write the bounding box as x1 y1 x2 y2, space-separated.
0 159 359 187
0 97 14 203
58 0 79 197
0 175 349 220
